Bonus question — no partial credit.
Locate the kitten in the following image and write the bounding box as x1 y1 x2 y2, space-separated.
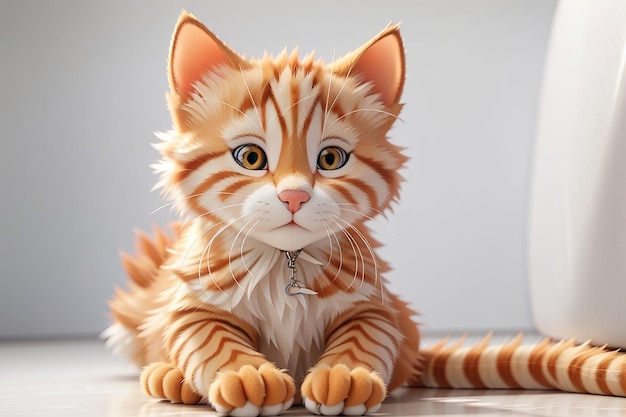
104 12 626 416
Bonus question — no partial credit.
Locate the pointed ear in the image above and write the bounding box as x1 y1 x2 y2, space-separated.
167 12 248 128
335 25 406 106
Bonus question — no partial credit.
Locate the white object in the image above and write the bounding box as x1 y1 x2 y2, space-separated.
529 0 626 348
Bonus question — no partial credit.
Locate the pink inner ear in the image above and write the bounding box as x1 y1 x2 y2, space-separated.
352 34 403 106
172 23 230 99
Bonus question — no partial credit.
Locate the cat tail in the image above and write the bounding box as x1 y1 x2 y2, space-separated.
410 332 626 397
102 223 181 365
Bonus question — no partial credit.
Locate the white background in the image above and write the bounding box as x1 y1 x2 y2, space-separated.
0 0 557 338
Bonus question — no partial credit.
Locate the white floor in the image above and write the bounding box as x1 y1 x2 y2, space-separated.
1 338 625 417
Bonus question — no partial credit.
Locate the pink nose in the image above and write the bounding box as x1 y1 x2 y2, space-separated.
278 190 311 213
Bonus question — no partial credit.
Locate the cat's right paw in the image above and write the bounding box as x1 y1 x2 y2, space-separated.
209 363 295 416
141 362 203 404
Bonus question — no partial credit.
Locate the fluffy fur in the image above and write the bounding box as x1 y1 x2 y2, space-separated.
105 12 626 416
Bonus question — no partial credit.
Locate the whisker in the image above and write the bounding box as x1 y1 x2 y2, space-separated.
334 202 386 217
335 205 397 239
198 97 258 129
181 218 228 267
327 216 361 289
178 201 261 232
318 220 335 269
192 202 259 219
331 214 385 304
321 48 336 141
330 214 370 291
198 227 226 295
240 219 263 277
319 219 342 279
333 215 379 289
151 191 252 216
327 108 401 130
267 93 317 129
227 217 258 290
239 66 263 129
199 211 254 295
325 56 354 129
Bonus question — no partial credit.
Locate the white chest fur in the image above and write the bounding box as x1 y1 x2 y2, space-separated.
231 253 334 382
187 243 376 382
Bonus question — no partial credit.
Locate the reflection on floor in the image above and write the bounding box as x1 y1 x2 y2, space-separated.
1 337 625 417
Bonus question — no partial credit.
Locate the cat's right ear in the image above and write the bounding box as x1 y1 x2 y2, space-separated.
167 12 247 130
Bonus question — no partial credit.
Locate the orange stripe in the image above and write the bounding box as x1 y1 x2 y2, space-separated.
180 325 242 370
343 177 377 209
527 339 552 388
568 347 599 393
206 335 254 361
202 269 247 292
220 178 256 201
619 354 626 396
595 354 613 395
325 309 398 348
463 346 486 388
189 171 242 213
299 96 320 137
259 84 272 131
289 80 300 136
327 182 358 206
324 328 394 366
544 340 575 387
321 338 390 375
237 93 257 116
431 351 452 387
174 151 226 183
166 319 209 353
268 89 287 136
496 339 522 388
358 156 390 178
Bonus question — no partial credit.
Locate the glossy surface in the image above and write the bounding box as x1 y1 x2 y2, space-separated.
1 338 625 416
529 0 626 348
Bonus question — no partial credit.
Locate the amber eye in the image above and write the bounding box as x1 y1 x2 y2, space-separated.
233 144 267 170
317 146 349 170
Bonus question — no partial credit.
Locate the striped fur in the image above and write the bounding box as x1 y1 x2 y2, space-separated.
104 11 626 417
413 334 626 396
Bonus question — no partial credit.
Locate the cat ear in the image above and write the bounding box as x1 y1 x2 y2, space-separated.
167 12 248 129
334 25 405 107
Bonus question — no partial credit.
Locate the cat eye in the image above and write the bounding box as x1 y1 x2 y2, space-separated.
317 146 349 171
232 144 267 170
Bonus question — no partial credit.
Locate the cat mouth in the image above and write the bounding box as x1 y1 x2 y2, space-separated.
280 221 309 231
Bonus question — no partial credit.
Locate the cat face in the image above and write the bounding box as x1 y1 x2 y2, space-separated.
155 13 407 252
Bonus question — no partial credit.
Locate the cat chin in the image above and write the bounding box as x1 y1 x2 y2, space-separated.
252 225 325 252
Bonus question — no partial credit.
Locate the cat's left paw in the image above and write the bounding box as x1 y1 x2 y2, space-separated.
301 364 386 415
209 363 295 416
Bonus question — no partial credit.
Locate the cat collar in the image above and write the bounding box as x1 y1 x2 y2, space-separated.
284 250 318 296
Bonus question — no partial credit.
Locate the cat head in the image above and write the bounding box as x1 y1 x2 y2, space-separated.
154 12 407 252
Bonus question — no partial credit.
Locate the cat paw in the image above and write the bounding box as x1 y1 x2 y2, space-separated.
141 362 203 404
301 364 386 415
209 363 296 416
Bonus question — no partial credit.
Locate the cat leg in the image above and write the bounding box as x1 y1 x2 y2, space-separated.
301 302 404 416
161 306 295 416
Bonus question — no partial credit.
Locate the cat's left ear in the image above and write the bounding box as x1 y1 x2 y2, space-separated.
167 11 249 130
334 24 405 107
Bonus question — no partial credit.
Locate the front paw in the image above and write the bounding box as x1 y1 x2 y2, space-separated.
301 364 386 415
209 363 295 416
141 362 203 404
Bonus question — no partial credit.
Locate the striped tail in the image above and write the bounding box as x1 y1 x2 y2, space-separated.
411 333 626 397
